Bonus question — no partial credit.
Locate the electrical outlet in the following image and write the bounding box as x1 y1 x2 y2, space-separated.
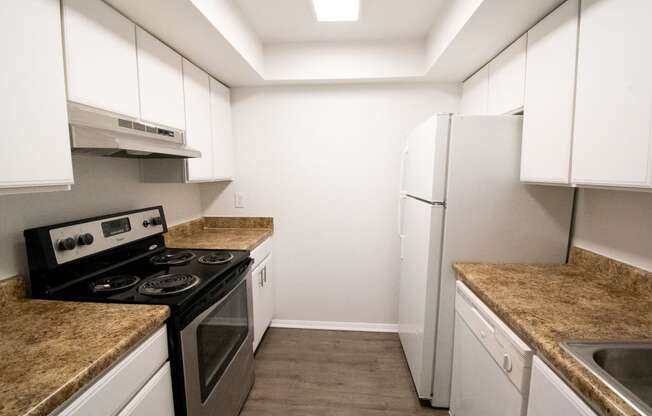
234 192 246 208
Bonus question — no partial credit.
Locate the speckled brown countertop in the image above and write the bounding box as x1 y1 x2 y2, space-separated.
165 217 273 251
453 247 652 416
0 277 170 416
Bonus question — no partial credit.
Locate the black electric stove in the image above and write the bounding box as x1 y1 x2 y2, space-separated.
37 245 250 311
23 206 256 416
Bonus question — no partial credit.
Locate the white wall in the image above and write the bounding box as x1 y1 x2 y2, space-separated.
572 188 652 271
0 156 202 279
200 83 460 325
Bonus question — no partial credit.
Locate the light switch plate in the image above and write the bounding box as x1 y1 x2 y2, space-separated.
234 192 246 208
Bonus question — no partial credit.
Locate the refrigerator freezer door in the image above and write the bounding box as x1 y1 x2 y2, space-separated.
398 196 445 398
404 114 450 203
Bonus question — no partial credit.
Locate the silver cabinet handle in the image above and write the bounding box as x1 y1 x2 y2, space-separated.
263 266 267 284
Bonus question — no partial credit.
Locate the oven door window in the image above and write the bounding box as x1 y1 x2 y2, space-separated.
197 281 249 402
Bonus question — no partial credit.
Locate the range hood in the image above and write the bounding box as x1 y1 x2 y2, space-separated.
68 103 201 159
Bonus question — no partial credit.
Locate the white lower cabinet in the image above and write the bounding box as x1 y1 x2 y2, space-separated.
527 356 598 416
56 326 173 416
117 363 174 416
251 238 274 352
0 0 74 195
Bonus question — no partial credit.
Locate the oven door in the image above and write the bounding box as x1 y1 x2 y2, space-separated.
180 269 254 416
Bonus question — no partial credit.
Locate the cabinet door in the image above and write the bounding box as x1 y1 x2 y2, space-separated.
488 35 527 114
521 0 579 184
527 356 597 416
252 260 266 352
0 0 73 194
136 27 185 130
183 59 213 182
210 78 235 180
461 66 489 114
571 0 652 188
261 254 274 333
62 0 140 118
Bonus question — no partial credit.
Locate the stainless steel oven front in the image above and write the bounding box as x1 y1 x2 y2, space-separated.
180 268 254 416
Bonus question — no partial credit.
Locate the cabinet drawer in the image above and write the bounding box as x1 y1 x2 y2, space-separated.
251 237 272 269
57 326 169 416
456 282 532 392
117 362 174 416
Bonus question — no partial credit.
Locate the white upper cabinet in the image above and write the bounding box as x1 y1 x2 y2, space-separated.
183 59 214 182
521 0 579 184
488 35 527 115
571 0 652 188
0 0 73 195
461 66 489 115
210 78 235 180
461 36 526 116
136 27 186 130
62 0 140 118
141 73 234 183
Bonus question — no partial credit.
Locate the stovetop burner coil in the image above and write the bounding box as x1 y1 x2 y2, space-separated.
198 252 234 265
150 251 196 265
138 273 201 296
90 275 141 293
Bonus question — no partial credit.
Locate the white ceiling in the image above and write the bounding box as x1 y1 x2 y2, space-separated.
232 0 446 43
108 0 565 86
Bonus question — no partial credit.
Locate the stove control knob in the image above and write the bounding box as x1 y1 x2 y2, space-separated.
58 237 76 251
151 217 163 226
78 233 94 246
143 219 150 227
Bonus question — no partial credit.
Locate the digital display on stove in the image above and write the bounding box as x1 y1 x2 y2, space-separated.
101 217 131 237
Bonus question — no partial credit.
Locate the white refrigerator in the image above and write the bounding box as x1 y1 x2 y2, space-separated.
397 114 573 408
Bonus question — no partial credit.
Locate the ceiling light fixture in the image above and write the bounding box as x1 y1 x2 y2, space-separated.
312 0 360 22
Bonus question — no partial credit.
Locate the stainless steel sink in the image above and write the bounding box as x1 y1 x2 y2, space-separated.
561 341 652 416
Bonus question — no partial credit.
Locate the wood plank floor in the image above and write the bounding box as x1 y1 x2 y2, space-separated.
241 328 449 416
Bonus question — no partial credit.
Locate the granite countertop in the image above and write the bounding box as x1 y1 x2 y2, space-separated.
453 247 652 416
0 277 170 416
165 217 273 251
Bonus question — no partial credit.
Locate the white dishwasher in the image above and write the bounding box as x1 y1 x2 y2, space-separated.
450 281 533 416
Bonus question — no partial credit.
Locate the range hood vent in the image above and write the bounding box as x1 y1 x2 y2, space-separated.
68 103 201 159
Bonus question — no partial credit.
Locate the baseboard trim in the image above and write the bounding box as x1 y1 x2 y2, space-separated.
270 319 399 333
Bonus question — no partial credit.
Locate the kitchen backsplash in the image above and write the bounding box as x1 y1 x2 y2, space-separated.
572 188 652 272
0 155 203 280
